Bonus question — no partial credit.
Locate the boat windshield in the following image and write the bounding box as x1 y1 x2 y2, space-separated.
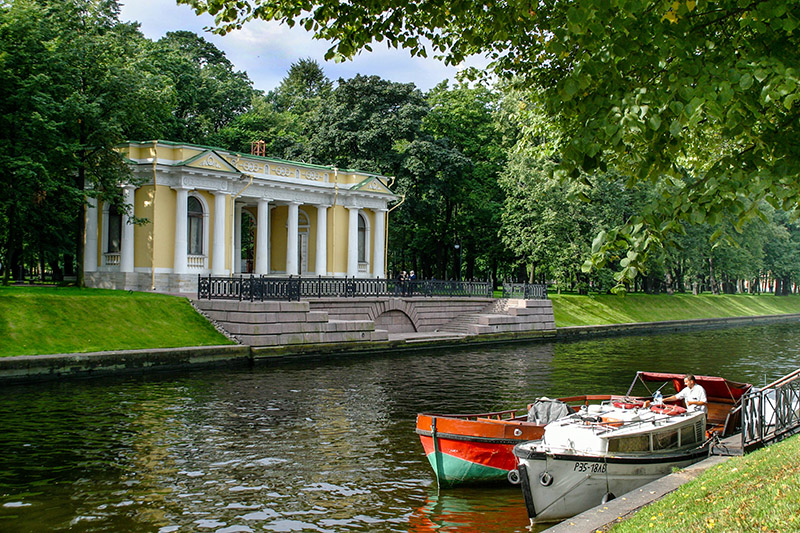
607 419 704 453
608 435 649 453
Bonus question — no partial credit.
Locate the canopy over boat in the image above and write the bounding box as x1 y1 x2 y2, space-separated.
632 371 752 402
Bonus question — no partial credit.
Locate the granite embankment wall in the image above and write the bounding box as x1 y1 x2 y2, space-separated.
0 297 556 382
0 345 251 384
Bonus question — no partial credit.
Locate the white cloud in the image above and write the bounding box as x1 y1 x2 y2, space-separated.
118 0 488 92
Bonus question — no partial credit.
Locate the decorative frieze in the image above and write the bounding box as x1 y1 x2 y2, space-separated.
302 170 326 182
273 166 297 178
237 160 267 174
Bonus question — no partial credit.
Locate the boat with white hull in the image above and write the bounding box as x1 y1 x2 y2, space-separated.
512 401 710 523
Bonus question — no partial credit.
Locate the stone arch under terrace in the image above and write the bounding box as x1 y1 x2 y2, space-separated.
370 299 419 333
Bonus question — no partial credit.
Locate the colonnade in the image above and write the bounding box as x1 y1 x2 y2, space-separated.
83 186 388 278
244 199 387 277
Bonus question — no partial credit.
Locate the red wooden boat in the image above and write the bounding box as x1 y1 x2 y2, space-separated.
416 395 622 488
416 371 751 488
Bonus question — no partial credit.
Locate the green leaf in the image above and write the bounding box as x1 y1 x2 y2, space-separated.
648 115 662 131
592 230 607 253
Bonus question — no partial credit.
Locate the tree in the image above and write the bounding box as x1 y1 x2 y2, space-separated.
422 82 508 281
0 0 60 283
0 0 167 286
180 0 800 286
394 136 471 279
207 95 300 156
220 59 333 159
302 74 428 173
270 58 332 115
151 30 257 144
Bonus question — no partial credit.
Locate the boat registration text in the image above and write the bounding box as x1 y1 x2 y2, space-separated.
573 462 607 473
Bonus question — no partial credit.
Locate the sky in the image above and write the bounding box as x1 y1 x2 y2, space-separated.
118 0 488 94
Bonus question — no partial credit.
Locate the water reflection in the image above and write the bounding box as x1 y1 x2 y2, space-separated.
0 323 798 531
409 488 534 533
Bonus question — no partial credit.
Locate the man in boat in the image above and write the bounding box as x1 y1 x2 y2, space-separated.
650 374 708 413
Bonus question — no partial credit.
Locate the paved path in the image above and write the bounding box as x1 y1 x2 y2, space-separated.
387 331 468 343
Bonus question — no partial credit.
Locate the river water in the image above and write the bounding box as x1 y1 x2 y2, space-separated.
1 322 799 532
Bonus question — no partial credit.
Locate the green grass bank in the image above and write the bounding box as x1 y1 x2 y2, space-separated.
0 286 232 357
3 287 800 357
550 293 800 327
608 434 800 532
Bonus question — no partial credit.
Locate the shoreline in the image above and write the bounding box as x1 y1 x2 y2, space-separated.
2 312 799 384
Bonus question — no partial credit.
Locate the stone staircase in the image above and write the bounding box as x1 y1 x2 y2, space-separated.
437 299 556 335
439 313 485 334
193 299 388 348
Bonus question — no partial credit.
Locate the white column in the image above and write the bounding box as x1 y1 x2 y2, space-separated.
286 202 300 276
346 206 359 277
234 203 243 274
315 205 329 276
255 198 270 275
373 208 386 279
120 185 136 273
211 191 228 275
84 197 98 273
173 187 189 274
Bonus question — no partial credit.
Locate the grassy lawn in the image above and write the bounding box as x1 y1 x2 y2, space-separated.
608 434 800 532
550 293 800 327
0 286 232 357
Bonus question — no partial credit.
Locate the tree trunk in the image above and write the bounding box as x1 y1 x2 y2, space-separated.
75 151 86 287
465 248 475 281
64 254 74 277
515 263 526 283
38 243 46 282
708 258 719 295
665 271 675 295
50 259 64 282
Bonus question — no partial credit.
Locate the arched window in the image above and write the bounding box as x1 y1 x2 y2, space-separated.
358 214 367 263
107 204 121 254
188 196 203 255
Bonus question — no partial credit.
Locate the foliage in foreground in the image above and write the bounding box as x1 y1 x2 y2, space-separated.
182 0 800 290
0 287 231 357
4 0 800 295
609 435 800 532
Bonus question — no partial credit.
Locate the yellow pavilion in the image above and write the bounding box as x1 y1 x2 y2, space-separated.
84 140 397 293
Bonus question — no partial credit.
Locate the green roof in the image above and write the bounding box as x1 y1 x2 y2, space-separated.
124 139 390 178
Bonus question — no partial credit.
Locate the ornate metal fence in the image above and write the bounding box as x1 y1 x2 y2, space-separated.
501 282 548 300
740 368 800 452
197 275 497 301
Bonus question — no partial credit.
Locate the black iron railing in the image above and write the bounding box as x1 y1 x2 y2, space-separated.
740 368 800 452
198 275 501 301
501 282 548 300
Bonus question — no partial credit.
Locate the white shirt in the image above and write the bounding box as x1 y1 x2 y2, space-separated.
675 384 707 413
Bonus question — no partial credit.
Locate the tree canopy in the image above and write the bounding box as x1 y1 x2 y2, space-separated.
5 0 800 296
180 0 800 286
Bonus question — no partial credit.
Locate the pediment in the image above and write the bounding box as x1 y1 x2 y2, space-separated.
179 150 241 174
351 176 393 195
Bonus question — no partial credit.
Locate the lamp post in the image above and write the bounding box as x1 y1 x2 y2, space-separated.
454 244 461 281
